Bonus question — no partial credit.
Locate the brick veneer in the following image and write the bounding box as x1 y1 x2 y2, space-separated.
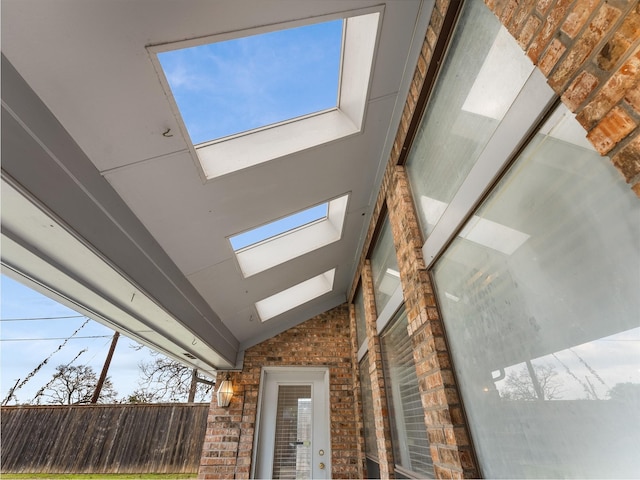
387 167 478 478
361 261 396 479
198 1 639 479
348 1 639 479
198 305 360 480
349 304 368 479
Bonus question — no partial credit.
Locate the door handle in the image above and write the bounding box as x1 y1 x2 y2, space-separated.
319 462 325 470
289 440 310 446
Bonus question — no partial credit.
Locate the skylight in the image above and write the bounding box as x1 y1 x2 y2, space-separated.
232 194 349 278
255 269 336 322
149 7 382 180
157 20 343 145
230 203 328 251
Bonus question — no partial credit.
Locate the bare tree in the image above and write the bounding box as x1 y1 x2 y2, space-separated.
130 354 213 403
500 363 563 401
40 364 117 405
608 382 640 403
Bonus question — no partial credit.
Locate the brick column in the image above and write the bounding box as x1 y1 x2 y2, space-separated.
362 260 396 479
387 166 479 479
349 303 368 479
198 306 360 479
198 371 243 480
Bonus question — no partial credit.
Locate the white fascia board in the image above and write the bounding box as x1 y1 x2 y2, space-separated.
0 178 232 372
255 269 336 322
235 194 349 277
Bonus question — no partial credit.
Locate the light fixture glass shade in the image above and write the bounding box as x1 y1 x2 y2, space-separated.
216 373 233 407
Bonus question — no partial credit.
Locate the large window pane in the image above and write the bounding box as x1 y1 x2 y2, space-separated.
370 216 401 315
381 308 434 478
354 287 367 350
406 0 534 237
433 104 640 478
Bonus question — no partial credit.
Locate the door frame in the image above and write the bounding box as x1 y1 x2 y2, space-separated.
251 366 332 479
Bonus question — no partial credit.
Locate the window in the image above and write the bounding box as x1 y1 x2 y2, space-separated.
232 194 348 278
380 307 434 478
433 103 640 478
255 269 335 322
149 7 382 179
405 0 536 239
157 20 342 145
230 203 328 251
370 216 401 316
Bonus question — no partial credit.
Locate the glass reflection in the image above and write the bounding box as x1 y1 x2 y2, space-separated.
434 104 640 478
354 288 367 350
406 0 534 237
370 216 401 315
492 328 640 402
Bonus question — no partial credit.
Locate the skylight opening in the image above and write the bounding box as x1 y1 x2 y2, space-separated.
255 269 336 322
149 7 382 180
232 194 349 278
230 203 328 251
157 19 343 145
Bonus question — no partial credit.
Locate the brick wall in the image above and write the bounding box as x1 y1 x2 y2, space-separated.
348 304 368 479
361 261 396 478
387 166 478 479
198 305 360 480
347 1 639 479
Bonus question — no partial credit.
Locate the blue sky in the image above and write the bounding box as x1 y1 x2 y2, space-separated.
158 19 343 144
0 275 156 404
230 202 328 250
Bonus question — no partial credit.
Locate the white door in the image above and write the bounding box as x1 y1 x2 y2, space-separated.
253 367 331 479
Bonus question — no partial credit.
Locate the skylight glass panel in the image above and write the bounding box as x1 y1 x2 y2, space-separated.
232 194 348 278
157 20 343 145
256 269 336 322
230 203 328 251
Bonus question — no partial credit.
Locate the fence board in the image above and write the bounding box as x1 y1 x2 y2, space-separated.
0 403 209 474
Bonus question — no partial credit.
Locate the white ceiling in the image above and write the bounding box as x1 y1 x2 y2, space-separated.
1 0 433 367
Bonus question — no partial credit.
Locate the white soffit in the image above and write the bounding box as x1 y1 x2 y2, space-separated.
0 177 229 373
233 194 349 278
148 6 383 180
256 269 337 322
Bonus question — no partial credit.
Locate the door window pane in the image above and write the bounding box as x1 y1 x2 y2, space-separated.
272 385 312 479
433 104 640 478
370 216 401 315
406 0 534 237
381 308 434 477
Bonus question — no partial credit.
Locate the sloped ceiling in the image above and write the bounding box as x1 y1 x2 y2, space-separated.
1 0 433 369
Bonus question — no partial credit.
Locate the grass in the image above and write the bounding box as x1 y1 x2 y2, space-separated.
0 475 197 480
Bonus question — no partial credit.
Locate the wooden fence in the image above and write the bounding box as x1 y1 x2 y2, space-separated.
0 403 209 474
